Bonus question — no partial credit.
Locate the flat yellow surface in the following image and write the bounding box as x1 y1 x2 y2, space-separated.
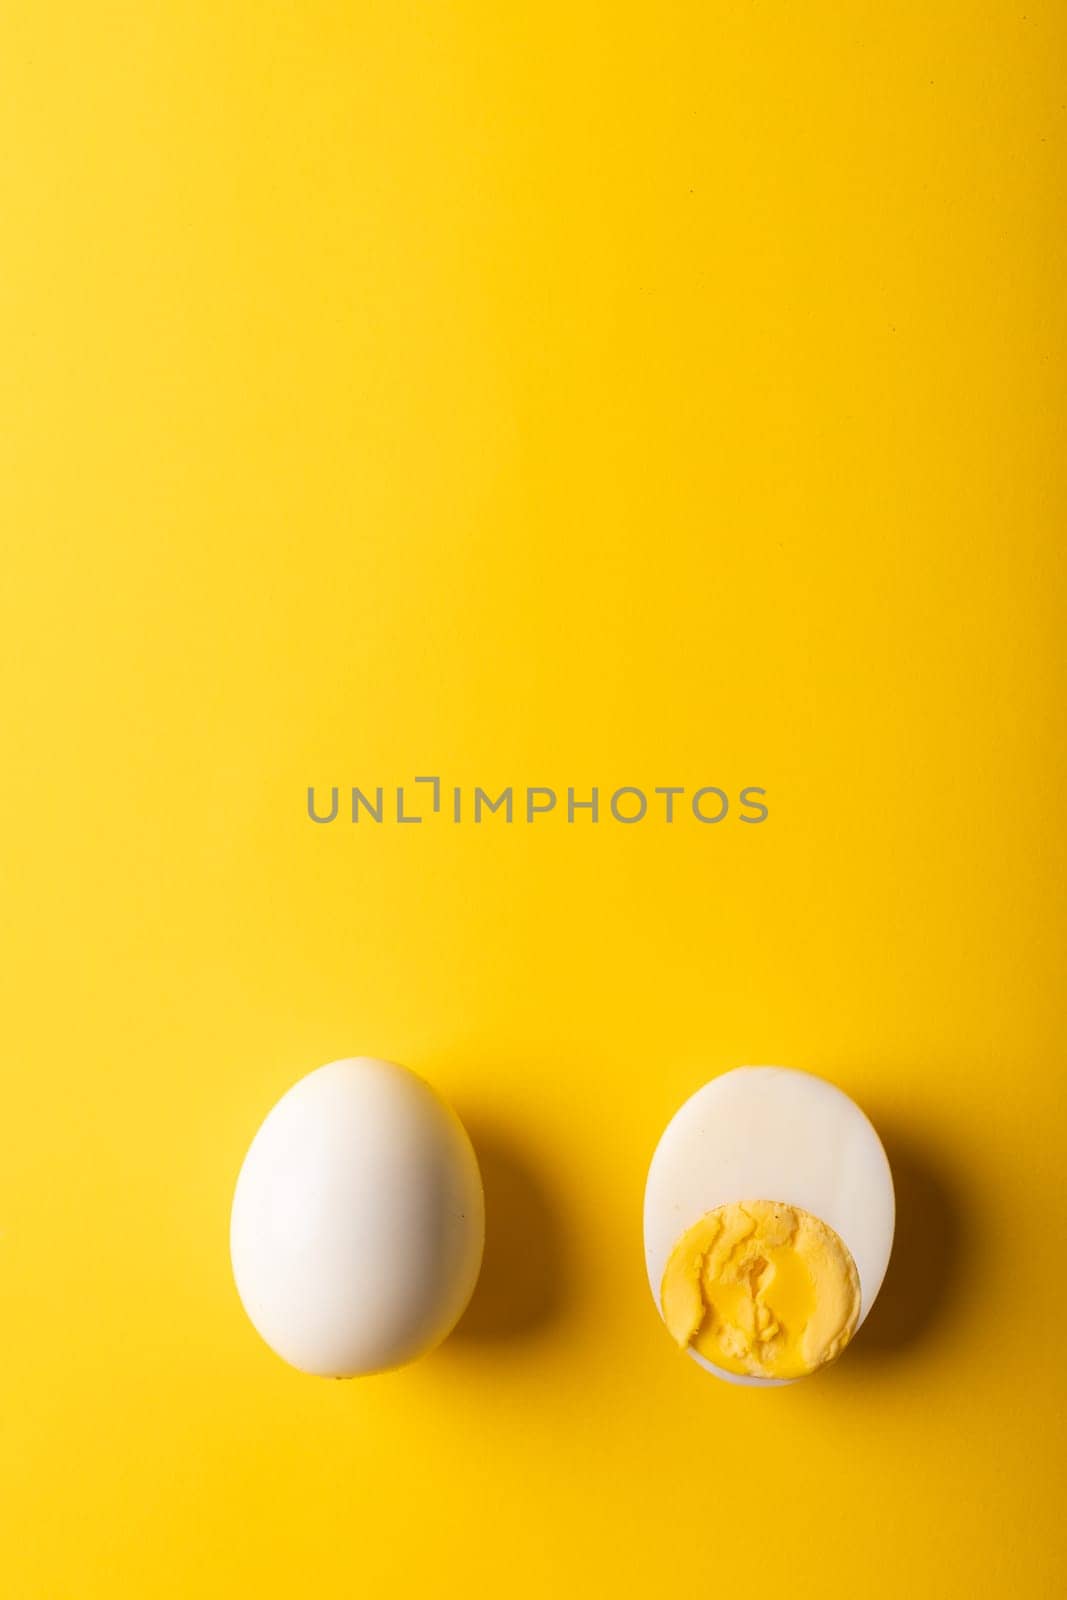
1 4 1064 1595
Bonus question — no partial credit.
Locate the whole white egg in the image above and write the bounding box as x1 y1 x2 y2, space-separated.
644 1066 895 1386
230 1057 484 1376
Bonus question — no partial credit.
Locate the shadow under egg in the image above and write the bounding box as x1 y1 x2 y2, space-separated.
849 1119 971 1364
451 1121 569 1345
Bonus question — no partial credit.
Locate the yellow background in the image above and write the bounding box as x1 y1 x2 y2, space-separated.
2 3 1064 1594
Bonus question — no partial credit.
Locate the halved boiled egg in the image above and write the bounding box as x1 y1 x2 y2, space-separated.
644 1067 894 1386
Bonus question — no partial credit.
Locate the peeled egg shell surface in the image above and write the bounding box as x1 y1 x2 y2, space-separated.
231 1058 485 1376
644 1067 895 1386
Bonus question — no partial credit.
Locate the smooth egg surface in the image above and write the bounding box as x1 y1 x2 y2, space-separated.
230 1058 484 1377
644 1067 895 1386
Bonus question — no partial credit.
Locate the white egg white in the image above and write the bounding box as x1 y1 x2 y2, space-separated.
231 1057 484 1377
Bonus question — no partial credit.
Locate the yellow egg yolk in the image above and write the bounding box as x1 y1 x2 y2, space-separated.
660 1200 861 1379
